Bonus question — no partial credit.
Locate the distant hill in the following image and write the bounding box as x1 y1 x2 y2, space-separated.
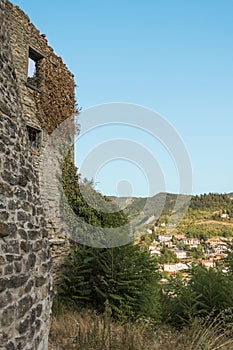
108 192 233 238
109 192 190 229
178 193 233 238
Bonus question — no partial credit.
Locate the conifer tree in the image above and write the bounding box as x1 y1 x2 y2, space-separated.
59 150 161 322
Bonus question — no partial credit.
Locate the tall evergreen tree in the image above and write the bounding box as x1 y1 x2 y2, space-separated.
59 243 160 322
59 150 161 322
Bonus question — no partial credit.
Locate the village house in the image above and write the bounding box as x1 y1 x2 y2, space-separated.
149 246 161 256
214 244 228 254
183 238 200 248
163 262 189 274
173 233 186 240
173 250 187 259
158 234 172 243
207 237 226 247
201 259 215 268
221 213 230 219
146 228 153 234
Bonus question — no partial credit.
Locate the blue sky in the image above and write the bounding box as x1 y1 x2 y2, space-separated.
14 0 233 197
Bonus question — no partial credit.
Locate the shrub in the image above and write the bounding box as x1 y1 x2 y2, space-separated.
161 266 233 328
58 243 161 322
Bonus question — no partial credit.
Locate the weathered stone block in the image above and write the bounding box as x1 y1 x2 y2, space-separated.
1 305 15 327
0 256 6 265
6 342 15 350
6 255 15 263
35 304 43 317
24 280 34 294
0 222 10 238
4 264 13 275
20 241 30 253
0 291 12 308
14 261 22 273
1 170 18 186
18 229 27 240
8 275 28 289
17 316 30 335
35 276 47 287
0 211 9 221
17 295 33 318
0 277 8 292
0 182 13 197
26 253 36 269
28 230 40 241
34 240 42 251
17 175 27 187
17 211 30 222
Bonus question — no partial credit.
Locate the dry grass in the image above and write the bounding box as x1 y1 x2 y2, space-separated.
49 308 160 350
49 307 233 350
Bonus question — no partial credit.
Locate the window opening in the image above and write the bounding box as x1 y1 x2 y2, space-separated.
27 125 42 149
27 47 43 89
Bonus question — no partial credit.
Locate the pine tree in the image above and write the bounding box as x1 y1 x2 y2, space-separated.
59 150 161 322
59 243 160 322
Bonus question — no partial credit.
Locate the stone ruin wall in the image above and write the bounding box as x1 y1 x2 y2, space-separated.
0 0 76 348
4 1 77 285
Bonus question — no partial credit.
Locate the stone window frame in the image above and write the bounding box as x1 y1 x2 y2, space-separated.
26 46 44 92
26 124 42 149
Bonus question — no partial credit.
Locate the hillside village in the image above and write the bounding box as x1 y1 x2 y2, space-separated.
130 192 233 278
148 232 230 277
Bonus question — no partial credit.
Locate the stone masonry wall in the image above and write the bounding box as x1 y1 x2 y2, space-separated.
6 2 76 135
0 0 52 349
4 1 77 286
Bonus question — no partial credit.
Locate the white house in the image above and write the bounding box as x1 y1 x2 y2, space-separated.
173 234 186 240
183 238 200 248
221 213 229 219
175 262 189 271
146 229 153 234
201 260 215 268
173 250 187 259
149 247 161 256
158 235 172 243
213 244 227 254
163 262 189 273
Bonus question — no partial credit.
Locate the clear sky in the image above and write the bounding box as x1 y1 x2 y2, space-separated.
13 0 233 197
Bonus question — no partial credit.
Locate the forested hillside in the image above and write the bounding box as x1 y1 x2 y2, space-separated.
109 192 233 239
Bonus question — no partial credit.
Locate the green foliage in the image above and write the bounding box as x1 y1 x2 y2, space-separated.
178 222 233 239
190 193 233 213
59 150 161 322
224 242 233 274
190 245 205 260
161 266 233 328
60 150 233 334
62 150 128 229
158 246 178 264
59 243 160 322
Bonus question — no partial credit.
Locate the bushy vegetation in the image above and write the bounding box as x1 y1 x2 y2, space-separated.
59 150 160 322
157 246 178 264
176 193 233 239
190 193 233 213
54 153 233 348
62 150 128 229
58 243 160 322
161 266 233 328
